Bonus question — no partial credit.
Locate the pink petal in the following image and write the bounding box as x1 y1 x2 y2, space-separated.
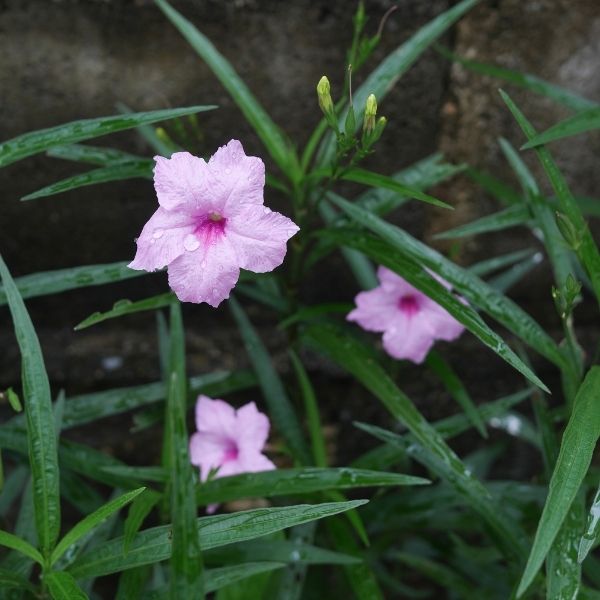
195 396 237 437
381 318 435 364
421 302 465 342
377 266 418 295
189 431 232 481
226 206 299 273
237 451 276 473
128 207 194 271
167 236 240 306
235 402 270 453
153 152 212 212
208 140 266 216
347 287 401 332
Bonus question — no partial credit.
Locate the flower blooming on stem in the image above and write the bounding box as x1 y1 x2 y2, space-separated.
189 395 275 482
347 266 465 364
128 140 299 306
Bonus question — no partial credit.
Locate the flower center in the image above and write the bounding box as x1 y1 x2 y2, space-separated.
398 294 420 317
184 212 227 252
222 439 239 463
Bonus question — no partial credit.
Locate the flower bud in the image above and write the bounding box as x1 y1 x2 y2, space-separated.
363 94 377 135
317 76 334 116
555 212 582 251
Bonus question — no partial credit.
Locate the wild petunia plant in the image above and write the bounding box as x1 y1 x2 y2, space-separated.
1 0 600 598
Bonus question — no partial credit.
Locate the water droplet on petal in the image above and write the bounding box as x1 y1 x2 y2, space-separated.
184 234 200 252
225 168 231 174
263 206 270 214
201 260 207 268
152 228 164 239
150 239 155 244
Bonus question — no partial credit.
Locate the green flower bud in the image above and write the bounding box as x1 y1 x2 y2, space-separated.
317 76 334 115
363 94 377 135
555 211 582 251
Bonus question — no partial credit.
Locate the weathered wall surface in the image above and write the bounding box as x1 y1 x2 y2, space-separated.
0 0 599 402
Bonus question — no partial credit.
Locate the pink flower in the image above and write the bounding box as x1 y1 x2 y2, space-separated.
189 395 275 482
347 266 464 364
128 140 299 306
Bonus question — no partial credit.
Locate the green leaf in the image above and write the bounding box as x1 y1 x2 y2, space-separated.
0 261 147 306
67 500 367 580
0 254 60 558
353 153 466 217
0 567 37 595
487 251 544 294
6 387 22 412
434 204 531 239
498 137 573 288
154 0 295 177
341 167 452 210
425 351 487 438
124 489 162 553
578 484 600 563
47 142 144 166
547 497 584 600
0 529 44 564
289 351 328 467
523 107 600 148
74 293 175 330
327 192 566 372
468 248 537 277
318 201 378 289
197 468 428 506
165 302 204 597
0 105 215 167
317 0 481 165
116 566 151 600
51 487 145 566
517 367 600 597
303 324 526 561
45 571 89 600
205 539 360 566
323 228 550 392
435 45 596 112
22 160 153 200
146 563 286 598
279 303 353 330
500 90 600 308
229 297 311 464
466 167 523 206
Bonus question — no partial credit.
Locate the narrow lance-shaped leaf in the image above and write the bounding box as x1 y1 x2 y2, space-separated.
434 204 531 240
500 90 600 308
197 467 428 506
523 107 600 148
327 192 566 372
517 367 600 597
75 293 176 330
0 261 147 306
22 160 153 201
340 167 452 210
154 0 296 178
0 254 60 558
45 571 89 600
50 487 146 566
67 500 367 580
166 302 204 597
0 530 44 565
229 297 311 465
435 45 596 112
0 105 216 167
579 484 600 564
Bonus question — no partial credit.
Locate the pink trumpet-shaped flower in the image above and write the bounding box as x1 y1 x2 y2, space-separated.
189 395 275 482
129 140 299 306
347 266 465 364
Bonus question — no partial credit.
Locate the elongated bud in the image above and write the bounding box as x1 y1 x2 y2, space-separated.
317 76 334 115
363 94 377 135
555 211 582 250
